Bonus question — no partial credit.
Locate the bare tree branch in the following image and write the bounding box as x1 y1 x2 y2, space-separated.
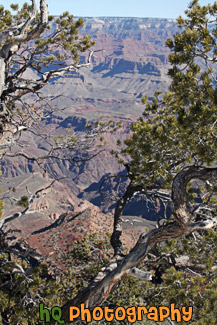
128 267 152 280
171 166 217 223
54 165 217 323
0 178 57 230
20 0 37 35
111 181 142 256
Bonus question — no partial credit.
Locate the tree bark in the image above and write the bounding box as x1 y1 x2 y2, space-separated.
0 58 5 99
0 0 48 102
111 182 142 255
55 166 217 324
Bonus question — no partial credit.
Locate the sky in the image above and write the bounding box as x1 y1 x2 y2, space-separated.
1 0 213 19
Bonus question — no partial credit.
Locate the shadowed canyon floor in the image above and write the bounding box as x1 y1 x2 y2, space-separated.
1 17 178 262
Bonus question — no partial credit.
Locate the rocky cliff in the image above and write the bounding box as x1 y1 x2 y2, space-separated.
1 17 179 255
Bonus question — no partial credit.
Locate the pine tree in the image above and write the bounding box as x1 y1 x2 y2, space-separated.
57 1 217 320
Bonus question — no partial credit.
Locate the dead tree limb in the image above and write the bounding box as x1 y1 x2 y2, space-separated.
0 0 48 98
0 179 57 230
55 166 217 323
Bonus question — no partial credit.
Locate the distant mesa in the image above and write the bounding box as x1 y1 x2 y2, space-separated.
93 58 161 77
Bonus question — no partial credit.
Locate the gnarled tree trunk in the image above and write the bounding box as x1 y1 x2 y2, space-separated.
54 166 217 324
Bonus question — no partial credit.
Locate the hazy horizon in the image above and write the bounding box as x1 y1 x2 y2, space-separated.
1 0 212 20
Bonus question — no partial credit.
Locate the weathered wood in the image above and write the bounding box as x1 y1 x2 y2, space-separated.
0 58 5 98
0 0 48 103
171 166 217 223
54 166 217 324
111 181 142 255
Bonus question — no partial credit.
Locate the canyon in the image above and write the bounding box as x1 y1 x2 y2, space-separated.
1 17 179 266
